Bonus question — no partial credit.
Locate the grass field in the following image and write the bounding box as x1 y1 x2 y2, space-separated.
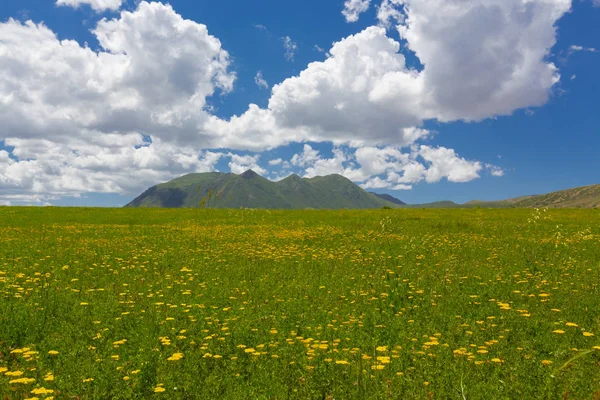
0 207 599 399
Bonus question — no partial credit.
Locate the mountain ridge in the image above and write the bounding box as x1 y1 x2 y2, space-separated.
125 170 399 209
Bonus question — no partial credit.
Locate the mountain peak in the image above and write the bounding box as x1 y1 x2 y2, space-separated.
240 169 259 179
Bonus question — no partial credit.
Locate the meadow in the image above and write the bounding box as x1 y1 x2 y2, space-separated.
0 207 599 399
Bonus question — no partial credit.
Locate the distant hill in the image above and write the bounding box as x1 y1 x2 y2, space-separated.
125 171 398 209
505 184 600 208
464 184 600 209
369 192 406 205
399 184 600 209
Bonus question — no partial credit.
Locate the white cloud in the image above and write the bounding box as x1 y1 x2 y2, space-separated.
56 0 124 12
1 2 234 146
254 71 269 89
387 162 426 184
282 36 298 61
419 146 482 183
342 0 372 23
212 0 569 149
486 164 505 177
291 144 321 167
0 136 225 202
377 0 404 28
569 45 597 53
286 143 492 189
0 150 13 165
361 177 390 189
396 0 570 122
0 2 234 200
304 148 349 179
227 153 266 175
392 184 412 191
0 0 565 202
268 158 283 166
355 146 410 176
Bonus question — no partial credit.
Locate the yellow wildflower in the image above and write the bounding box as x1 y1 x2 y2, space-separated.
31 388 54 395
9 378 36 384
167 353 184 361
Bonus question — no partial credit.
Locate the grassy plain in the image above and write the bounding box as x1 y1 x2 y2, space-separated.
0 207 599 399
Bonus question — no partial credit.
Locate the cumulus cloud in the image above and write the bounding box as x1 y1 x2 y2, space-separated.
1 0 568 202
0 2 234 145
377 0 404 28
361 177 391 189
418 146 482 183
56 0 124 12
268 158 283 166
285 143 493 189
291 144 321 167
0 2 236 202
342 0 372 23
399 0 570 122
210 0 570 149
0 136 225 205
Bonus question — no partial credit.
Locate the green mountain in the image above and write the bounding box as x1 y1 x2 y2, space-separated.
369 192 406 205
125 170 398 209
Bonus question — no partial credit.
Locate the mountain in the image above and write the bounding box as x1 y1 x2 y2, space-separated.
392 184 600 209
501 184 600 208
460 184 600 209
125 171 398 209
369 192 406 205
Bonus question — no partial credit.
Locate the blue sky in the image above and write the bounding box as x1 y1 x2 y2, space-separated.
0 0 598 206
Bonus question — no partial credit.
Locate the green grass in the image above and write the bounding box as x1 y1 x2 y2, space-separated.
0 207 599 399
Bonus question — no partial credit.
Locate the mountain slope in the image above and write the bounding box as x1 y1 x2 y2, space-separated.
126 171 397 209
509 184 600 208
453 185 600 209
369 192 406 205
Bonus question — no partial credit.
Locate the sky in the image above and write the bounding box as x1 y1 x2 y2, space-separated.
0 0 598 207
